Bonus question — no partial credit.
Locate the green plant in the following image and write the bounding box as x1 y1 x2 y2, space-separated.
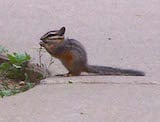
0 46 46 98
38 46 54 70
0 81 35 98
0 53 31 80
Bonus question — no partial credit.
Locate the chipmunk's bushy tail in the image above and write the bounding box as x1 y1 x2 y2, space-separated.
86 65 145 76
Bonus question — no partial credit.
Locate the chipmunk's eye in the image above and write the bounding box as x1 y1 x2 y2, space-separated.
47 34 56 38
46 30 58 37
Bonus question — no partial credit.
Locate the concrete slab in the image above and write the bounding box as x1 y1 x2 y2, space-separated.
0 0 160 122
0 83 160 122
41 75 160 85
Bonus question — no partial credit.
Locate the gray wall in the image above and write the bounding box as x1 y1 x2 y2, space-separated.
0 0 159 77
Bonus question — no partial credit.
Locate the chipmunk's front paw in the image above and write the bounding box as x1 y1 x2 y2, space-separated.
39 41 45 47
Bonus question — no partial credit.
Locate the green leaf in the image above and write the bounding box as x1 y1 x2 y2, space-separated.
7 54 17 64
7 53 31 65
0 89 13 97
0 63 11 71
26 82 34 89
0 53 31 80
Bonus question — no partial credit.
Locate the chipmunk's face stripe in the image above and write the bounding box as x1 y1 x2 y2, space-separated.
47 35 64 40
40 27 66 40
40 31 65 40
40 31 57 40
46 31 58 36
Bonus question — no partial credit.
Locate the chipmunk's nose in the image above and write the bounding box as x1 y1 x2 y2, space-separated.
40 37 44 41
40 37 47 43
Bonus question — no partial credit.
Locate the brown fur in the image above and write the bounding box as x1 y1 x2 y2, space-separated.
40 27 145 76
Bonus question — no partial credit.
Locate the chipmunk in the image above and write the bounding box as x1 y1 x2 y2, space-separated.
39 27 145 76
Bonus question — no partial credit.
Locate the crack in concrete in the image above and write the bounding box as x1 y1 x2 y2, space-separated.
40 81 160 86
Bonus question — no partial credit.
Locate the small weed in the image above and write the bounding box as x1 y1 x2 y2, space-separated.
0 45 46 98
0 80 35 98
38 46 54 74
68 81 73 84
0 53 31 80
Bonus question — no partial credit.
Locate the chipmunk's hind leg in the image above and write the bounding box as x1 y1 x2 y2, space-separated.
69 71 81 76
68 62 84 76
55 63 82 77
68 66 82 76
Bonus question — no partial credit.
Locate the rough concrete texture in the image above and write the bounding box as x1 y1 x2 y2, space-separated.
1 83 160 122
0 0 160 121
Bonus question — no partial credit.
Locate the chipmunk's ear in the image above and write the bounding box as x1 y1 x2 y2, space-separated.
58 27 66 36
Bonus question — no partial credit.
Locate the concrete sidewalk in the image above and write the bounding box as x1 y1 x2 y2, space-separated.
0 0 160 121
0 76 160 122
